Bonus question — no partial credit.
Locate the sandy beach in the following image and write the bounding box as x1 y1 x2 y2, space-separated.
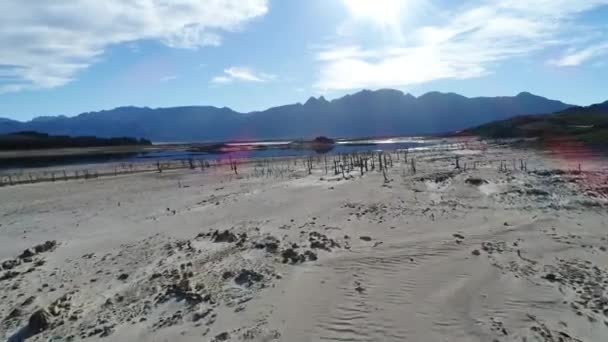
1 140 607 342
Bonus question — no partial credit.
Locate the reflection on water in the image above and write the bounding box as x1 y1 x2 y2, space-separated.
137 139 439 162
337 137 428 145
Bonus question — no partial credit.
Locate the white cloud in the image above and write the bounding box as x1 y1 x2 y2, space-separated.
212 66 275 84
211 76 233 84
317 0 608 90
342 0 407 35
549 43 608 66
225 67 265 82
0 0 268 92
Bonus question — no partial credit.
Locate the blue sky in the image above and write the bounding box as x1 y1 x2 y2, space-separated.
1 0 608 121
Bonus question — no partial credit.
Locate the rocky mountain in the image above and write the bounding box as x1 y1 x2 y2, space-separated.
0 89 573 142
464 100 608 144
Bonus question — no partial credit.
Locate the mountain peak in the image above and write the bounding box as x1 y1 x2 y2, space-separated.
418 91 466 101
304 96 328 106
516 91 540 98
374 88 404 96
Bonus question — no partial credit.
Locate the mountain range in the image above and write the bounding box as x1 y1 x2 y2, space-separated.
465 100 608 144
0 89 573 142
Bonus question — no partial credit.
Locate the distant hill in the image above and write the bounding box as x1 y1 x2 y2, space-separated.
0 90 572 142
462 100 608 144
0 131 151 151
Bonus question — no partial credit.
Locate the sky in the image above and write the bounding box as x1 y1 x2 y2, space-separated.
1 0 608 121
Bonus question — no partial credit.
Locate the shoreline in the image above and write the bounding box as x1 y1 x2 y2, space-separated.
0 136 456 174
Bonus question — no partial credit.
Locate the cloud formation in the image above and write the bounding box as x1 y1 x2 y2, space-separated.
212 66 275 84
316 0 608 90
0 0 268 92
548 43 608 66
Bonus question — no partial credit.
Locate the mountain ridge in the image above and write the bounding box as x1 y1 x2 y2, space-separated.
463 99 608 144
0 89 573 142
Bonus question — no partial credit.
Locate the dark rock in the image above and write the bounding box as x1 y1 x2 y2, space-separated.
453 233 465 240
465 178 488 186
33 241 57 254
21 296 36 306
0 270 20 281
29 309 52 332
264 242 279 253
161 278 205 304
532 169 566 177
211 230 237 243
254 236 280 253
471 249 481 256
19 249 35 259
420 172 456 183
6 307 22 320
100 326 114 337
359 236 372 242
544 273 559 282
117 273 129 281
481 241 505 254
281 248 304 264
310 240 329 251
235 233 248 247
2 259 19 270
234 269 264 287
214 332 230 341
526 189 550 196
304 250 318 261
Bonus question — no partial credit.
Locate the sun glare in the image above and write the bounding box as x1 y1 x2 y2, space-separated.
342 0 404 26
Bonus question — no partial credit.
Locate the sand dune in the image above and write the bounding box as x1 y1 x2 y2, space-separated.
1 140 607 341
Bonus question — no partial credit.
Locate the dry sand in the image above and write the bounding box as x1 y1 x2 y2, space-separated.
1 140 608 342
